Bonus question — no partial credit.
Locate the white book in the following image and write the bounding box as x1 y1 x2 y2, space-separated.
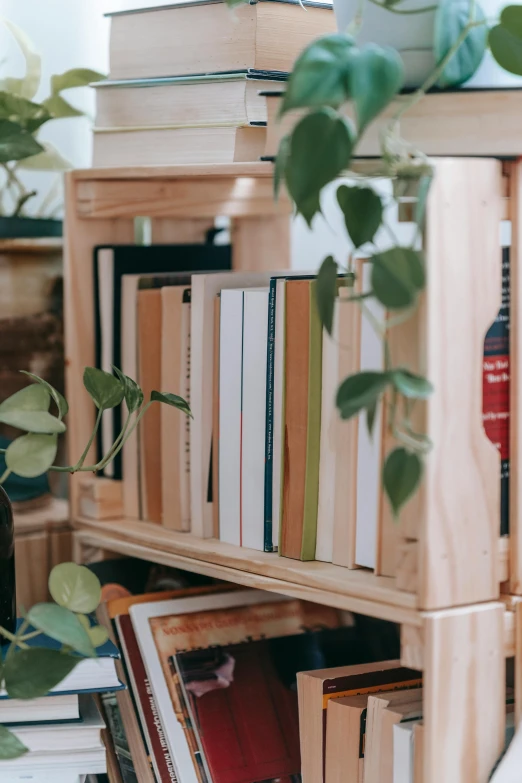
355 263 385 569
97 249 115 478
218 289 244 545
0 693 79 724
130 589 290 783
393 721 417 783
241 288 269 551
190 271 285 539
10 696 104 754
271 278 287 551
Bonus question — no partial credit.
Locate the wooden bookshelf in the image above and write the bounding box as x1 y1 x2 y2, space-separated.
65 159 520 782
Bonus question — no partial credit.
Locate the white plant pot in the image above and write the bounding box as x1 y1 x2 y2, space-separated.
334 0 522 89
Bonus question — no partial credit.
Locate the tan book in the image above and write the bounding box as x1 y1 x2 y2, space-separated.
137 288 162 523
363 688 423 783
413 722 424 782
108 1 335 80
325 694 367 783
161 286 191 531
92 125 266 167
95 74 281 129
297 662 421 783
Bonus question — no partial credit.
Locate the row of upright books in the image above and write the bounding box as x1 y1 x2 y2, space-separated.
91 242 387 566
92 0 336 166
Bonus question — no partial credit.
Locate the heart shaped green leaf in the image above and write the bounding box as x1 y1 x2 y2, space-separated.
285 108 354 226
392 369 433 399
112 367 144 413
316 256 338 335
83 367 125 410
151 391 192 417
274 134 290 201
0 119 44 163
371 247 425 310
20 372 68 419
336 371 390 421
27 603 96 658
0 725 28 759
4 648 79 699
78 615 109 648
383 447 423 517
0 91 52 133
0 384 50 413
337 184 383 248
348 43 404 132
280 33 355 114
434 0 487 87
5 433 58 477
489 6 522 76
0 410 65 434
50 68 106 94
49 562 102 614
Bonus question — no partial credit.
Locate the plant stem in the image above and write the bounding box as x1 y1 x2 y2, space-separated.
97 411 132 467
96 403 153 471
0 469 12 484
74 408 103 470
18 630 41 642
367 0 438 14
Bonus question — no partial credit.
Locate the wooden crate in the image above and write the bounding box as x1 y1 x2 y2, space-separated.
65 159 515 783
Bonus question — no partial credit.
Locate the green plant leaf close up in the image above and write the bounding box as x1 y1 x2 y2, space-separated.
26 603 96 658
392 369 434 400
336 371 390 421
151 390 192 417
489 5 522 76
316 255 338 335
383 447 423 517
0 410 65 434
112 367 144 413
4 648 79 700
371 247 425 310
434 0 488 87
0 725 28 760
49 562 102 615
83 367 125 411
337 184 383 248
20 372 69 419
0 91 51 133
348 43 404 132
0 384 50 413
5 433 58 477
0 119 44 163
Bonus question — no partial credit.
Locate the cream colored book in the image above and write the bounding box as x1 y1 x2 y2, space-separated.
364 689 423 783
108 0 335 80
92 125 266 168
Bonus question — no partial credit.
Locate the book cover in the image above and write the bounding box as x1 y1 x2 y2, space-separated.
483 244 510 535
93 242 231 478
264 279 277 552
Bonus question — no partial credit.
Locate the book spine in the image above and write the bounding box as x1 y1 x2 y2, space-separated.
264 278 277 552
483 245 510 535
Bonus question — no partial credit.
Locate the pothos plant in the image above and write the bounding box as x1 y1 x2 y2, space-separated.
0 367 190 759
264 0 522 516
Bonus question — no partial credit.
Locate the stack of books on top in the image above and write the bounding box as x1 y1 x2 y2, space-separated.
0 626 122 783
91 555 400 783
92 0 336 167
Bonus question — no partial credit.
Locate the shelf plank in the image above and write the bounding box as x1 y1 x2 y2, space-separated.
73 517 419 626
71 162 277 181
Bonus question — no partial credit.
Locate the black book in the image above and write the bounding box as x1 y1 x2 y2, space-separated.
93 240 231 478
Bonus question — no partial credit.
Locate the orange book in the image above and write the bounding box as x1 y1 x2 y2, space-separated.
280 279 310 559
137 288 162 523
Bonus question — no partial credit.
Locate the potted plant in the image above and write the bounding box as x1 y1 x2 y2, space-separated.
0 365 190 759
0 19 105 236
266 0 522 513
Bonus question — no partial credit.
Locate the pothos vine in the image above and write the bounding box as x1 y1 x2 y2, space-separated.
264 0 522 517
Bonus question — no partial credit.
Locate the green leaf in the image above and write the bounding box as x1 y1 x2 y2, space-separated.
414 174 432 230
83 367 125 411
274 134 290 201
371 247 425 310
5 433 58 478
366 401 378 437
27 604 96 658
0 725 28 759
348 43 404 132
4 648 79 699
0 384 50 413
0 410 65 434
489 6 522 76
336 371 390 421
20 372 68 419
17 141 71 171
337 184 383 248
49 562 102 614
434 0 488 88
383 447 423 517
50 68 106 94
112 367 144 413
285 108 354 226
2 20 41 100
0 92 52 133
392 369 433 400
41 94 83 119
316 256 338 335
0 119 44 163
280 34 355 114
78 615 109 648
151 391 192 417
